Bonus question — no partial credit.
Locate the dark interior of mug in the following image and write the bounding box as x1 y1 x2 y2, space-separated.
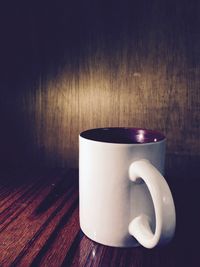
80 128 165 144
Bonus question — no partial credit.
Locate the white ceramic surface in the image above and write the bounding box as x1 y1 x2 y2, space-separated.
79 129 176 248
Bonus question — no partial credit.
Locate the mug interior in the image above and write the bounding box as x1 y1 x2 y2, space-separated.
80 128 165 144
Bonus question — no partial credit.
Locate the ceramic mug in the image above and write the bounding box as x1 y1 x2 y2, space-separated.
79 127 176 248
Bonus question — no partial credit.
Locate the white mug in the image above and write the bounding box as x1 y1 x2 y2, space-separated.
79 127 176 249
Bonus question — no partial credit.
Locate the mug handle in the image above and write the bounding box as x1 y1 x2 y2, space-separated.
128 159 176 249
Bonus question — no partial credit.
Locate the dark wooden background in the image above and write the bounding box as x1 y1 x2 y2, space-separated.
0 0 199 170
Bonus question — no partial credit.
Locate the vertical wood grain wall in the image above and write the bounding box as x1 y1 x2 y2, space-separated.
0 0 199 169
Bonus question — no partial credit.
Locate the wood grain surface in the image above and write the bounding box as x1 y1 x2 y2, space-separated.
0 1 199 169
0 167 199 267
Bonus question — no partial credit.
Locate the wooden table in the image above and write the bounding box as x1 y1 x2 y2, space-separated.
0 163 199 267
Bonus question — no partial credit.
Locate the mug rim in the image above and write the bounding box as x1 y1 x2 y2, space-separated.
80 127 166 145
